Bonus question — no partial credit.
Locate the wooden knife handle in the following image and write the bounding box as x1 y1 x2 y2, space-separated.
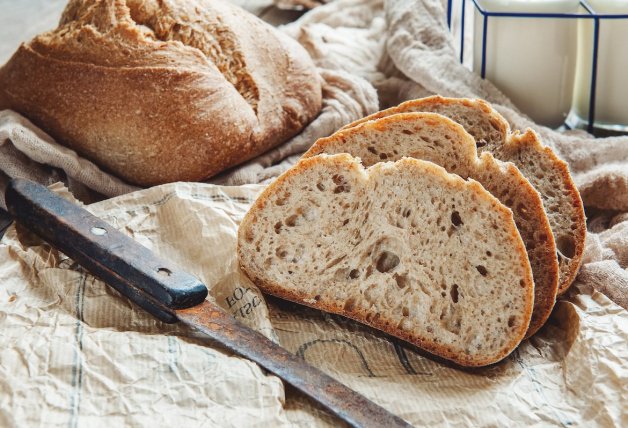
5 179 208 323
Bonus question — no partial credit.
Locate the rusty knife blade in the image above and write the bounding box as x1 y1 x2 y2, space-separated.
177 301 412 428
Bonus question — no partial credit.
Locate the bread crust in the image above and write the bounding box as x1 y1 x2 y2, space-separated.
0 0 322 186
238 154 534 367
341 96 585 297
507 130 586 294
306 112 559 338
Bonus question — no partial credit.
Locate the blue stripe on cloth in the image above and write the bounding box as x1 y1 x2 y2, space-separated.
68 273 86 428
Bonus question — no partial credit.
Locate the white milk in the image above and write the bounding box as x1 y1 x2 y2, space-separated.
571 0 628 130
473 0 580 127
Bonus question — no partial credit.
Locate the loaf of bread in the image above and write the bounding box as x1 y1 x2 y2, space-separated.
238 154 534 366
305 112 558 338
344 97 585 295
0 0 322 186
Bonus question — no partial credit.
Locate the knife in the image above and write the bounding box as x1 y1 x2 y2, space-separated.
5 179 412 428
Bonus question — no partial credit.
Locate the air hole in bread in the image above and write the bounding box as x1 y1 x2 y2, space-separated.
486 250 492 257
476 265 488 276
402 307 410 317
349 269 360 279
379 153 388 160
451 211 463 227
393 273 408 289
508 316 516 328
286 215 298 227
342 219 350 226
275 247 287 259
367 146 378 155
557 235 576 259
450 284 459 303
325 255 346 269
332 174 345 185
344 297 356 312
519 279 526 288
516 203 529 219
402 208 412 218
274 221 282 234
476 139 487 148
402 129 413 135
316 182 325 191
375 251 400 273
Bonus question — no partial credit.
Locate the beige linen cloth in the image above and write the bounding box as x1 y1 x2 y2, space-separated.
0 0 627 426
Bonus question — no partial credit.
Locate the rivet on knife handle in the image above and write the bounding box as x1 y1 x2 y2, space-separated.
5 179 207 323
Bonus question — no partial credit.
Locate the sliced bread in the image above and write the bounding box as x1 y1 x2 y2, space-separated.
342 96 586 295
237 154 534 366
304 112 558 338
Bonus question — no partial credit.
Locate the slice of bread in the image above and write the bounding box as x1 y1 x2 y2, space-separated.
238 154 534 366
342 96 586 295
304 112 558 338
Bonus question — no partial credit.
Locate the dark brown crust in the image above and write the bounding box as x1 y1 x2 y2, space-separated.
308 112 558 339
339 96 585 297
0 0 322 186
238 154 534 367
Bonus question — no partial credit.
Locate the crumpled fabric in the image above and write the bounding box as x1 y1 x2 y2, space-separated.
0 182 626 427
0 1 626 425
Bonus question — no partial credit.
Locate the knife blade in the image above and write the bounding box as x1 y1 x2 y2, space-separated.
5 179 412 428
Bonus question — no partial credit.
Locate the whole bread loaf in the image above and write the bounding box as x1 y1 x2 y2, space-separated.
344 96 585 295
238 154 534 366
305 112 558 338
0 0 322 186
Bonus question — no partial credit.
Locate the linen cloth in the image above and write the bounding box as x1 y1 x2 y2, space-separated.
0 182 626 427
0 0 627 426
